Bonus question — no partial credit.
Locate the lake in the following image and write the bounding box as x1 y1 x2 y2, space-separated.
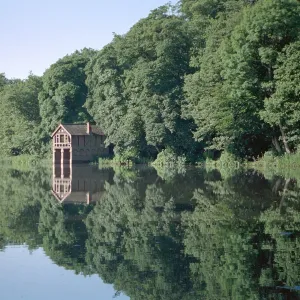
0 163 300 299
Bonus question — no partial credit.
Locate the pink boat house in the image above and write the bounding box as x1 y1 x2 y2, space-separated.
51 122 110 163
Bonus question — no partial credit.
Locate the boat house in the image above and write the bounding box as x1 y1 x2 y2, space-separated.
51 122 109 163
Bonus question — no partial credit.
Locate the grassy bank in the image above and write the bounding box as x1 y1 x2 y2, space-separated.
98 155 153 167
249 151 300 182
98 149 300 174
250 151 300 169
205 152 242 169
0 155 51 171
204 150 300 181
205 150 300 169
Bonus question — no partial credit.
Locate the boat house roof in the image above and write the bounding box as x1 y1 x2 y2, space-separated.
51 123 105 137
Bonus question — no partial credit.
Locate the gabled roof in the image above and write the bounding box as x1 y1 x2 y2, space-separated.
63 124 105 136
51 123 105 137
51 189 72 203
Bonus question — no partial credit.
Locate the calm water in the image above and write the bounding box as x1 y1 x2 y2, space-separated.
1 164 300 299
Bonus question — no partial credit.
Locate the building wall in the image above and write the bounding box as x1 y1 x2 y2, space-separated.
71 134 109 162
53 128 71 148
53 128 71 164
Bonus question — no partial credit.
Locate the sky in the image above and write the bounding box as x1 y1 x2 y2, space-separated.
0 0 177 79
0 246 129 300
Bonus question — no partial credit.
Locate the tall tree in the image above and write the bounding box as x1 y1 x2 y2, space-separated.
39 48 96 137
261 41 300 153
183 2 244 153
184 0 300 157
0 73 9 90
0 74 43 155
222 0 300 155
86 5 198 159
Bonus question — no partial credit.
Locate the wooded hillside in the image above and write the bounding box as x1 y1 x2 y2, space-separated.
1 0 300 162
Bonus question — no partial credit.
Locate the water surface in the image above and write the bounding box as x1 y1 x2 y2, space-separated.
1 164 300 299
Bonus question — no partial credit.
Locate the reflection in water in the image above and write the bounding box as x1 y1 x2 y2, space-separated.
52 164 113 204
0 165 300 299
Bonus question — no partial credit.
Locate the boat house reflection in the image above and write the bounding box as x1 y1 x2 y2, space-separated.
52 164 113 204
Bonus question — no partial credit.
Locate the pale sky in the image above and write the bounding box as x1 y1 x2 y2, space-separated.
0 0 177 79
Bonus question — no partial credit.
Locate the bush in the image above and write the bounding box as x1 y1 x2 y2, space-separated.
259 151 277 165
206 151 241 169
218 151 241 166
98 155 133 166
152 148 186 167
257 150 300 168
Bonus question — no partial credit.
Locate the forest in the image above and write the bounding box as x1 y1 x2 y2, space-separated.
1 0 300 163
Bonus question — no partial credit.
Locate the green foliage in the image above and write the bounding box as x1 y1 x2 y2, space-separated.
152 148 187 181
0 74 43 156
261 41 300 151
221 0 300 156
252 150 300 178
98 157 114 165
0 73 9 90
152 148 186 167
2 0 300 162
85 5 200 159
1 155 51 171
182 1 244 152
39 48 95 138
206 151 241 171
1 164 300 298
183 0 300 159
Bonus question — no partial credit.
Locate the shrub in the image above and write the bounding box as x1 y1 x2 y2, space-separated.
206 151 241 168
152 148 186 167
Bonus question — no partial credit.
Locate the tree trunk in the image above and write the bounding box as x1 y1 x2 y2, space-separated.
272 136 282 154
279 178 291 212
272 178 283 194
279 123 291 154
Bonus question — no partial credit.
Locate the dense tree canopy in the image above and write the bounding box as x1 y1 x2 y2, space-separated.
183 0 300 157
38 48 95 139
261 41 300 152
2 1 300 297
1 0 300 160
0 75 42 155
0 73 9 90
85 5 198 159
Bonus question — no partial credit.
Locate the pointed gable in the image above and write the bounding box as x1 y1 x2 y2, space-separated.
51 123 105 137
51 124 71 137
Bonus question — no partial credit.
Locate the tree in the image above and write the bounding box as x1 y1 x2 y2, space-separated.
85 5 199 160
39 49 96 138
0 73 9 90
220 0 300 156
183 3 243 153
0 74 43 155
261 42 300 153
183 0 300 157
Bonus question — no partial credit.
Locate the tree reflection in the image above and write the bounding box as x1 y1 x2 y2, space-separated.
0 167 47 250
0 165 300 298
85 181 194 299
260 179 300 290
